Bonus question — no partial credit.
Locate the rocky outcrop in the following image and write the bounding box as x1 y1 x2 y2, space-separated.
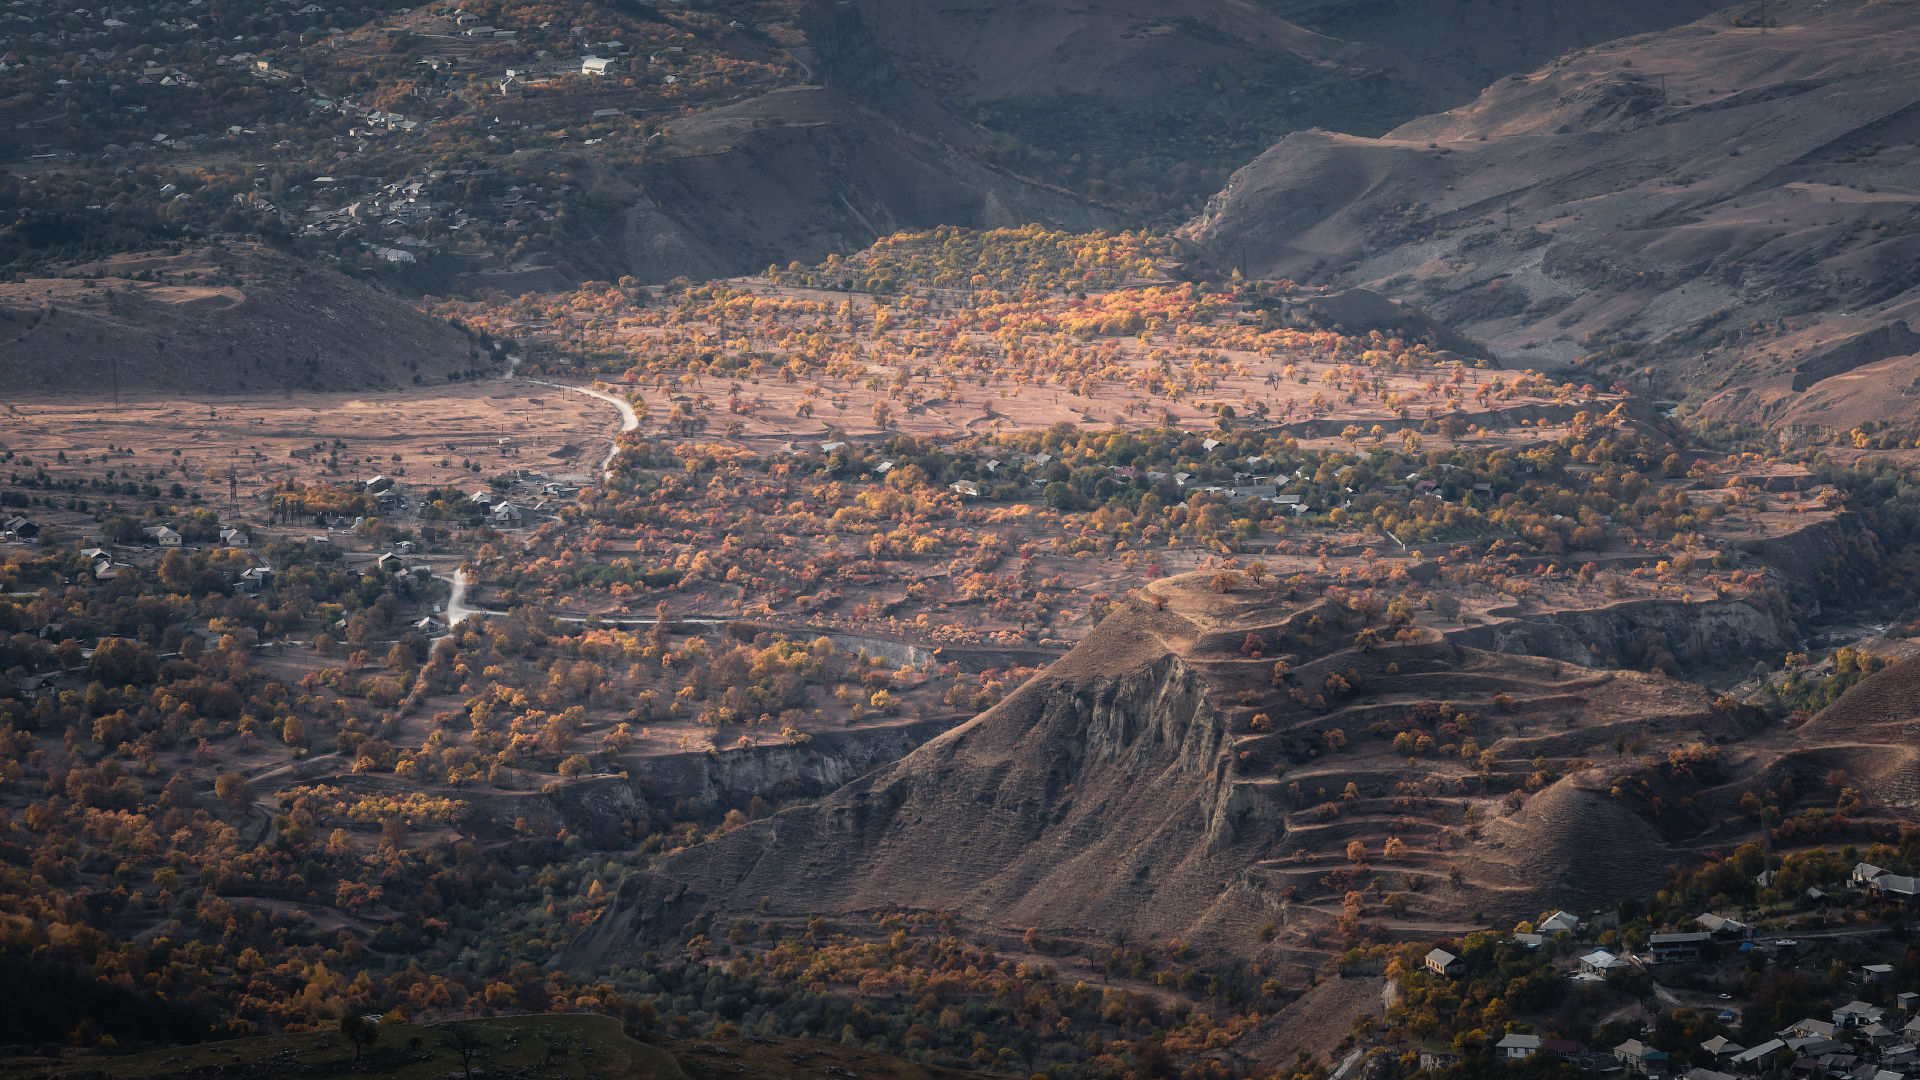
1445 595 1786 675
559 595 1288 970
625 716 964 808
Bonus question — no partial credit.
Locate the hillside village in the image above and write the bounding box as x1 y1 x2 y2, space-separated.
22 1 1920 1079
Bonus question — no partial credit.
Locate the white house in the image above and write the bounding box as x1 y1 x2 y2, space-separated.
146 525 182 547
581 55 616 75
1496 1035 1543 1061
1579 950 1626 974
1834 1002 1886 1028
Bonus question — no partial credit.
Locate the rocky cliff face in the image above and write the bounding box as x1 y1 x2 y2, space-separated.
627 717 964 809
561 593 1279 970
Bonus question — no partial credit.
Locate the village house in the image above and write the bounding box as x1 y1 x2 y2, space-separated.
1539 911 1582 935
1731 1039 1787 1070
1615 1039 1669 1076
1700 1037 1745 1061
1649 932 1713 964
1834 1002 1886 1028
1496 1034 1543 1060
1695 913 1756 940
1424 948 1463 977
1580 950 1628 975
1783 1019 1838 1041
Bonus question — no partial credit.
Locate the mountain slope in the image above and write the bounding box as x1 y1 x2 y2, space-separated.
562 571 1754 973
622 86 1121 284
0 244 481 396
840 0 1720 219
1180 0 1920 419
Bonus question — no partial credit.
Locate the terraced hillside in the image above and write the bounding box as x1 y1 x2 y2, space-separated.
562 563 1795 981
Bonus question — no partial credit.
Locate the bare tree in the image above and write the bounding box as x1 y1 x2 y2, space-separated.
436 1024 491 1080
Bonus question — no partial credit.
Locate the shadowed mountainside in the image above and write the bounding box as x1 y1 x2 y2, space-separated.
0 245 480 395
1181 0 1920 426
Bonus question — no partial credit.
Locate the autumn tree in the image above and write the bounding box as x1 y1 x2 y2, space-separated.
387 641 418 675
88 637 158 685
213 772 255 808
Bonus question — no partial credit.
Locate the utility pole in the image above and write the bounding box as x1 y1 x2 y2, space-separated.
1761 803 1772 881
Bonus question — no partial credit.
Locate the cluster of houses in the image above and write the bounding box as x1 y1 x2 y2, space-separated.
1420 987 1920 1080
1416 900 1920 1080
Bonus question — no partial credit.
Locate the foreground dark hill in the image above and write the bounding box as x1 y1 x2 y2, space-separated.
564 569 1793 972
1182 0 1920 422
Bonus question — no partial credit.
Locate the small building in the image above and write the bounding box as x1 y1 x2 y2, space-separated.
1541 1040 1591 1063
581 55 616 74
1860 1023 1898 1048
1897 992 1918 1013
1615 1039 1669 1076
1696 913 1756 939
1782 1020 1837 1041
1701 1037 1745 1060
1871 876 1920 901
1497 1034 1544 1061
376 552 405 572
5 515 41 538
149 526 182 547
1732 1040 1786 1073
1424 948 1463 978
1580 950 1628 975
1834 1002 1886 1028
1686 1068 1737 1080
1648 931 1713 964
491 501 523 525
949 480 980 498
1539 910 1582 935
1854 862 1887 887
220 526 250 548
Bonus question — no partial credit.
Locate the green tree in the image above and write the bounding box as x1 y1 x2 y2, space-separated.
340 1014 380 1060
